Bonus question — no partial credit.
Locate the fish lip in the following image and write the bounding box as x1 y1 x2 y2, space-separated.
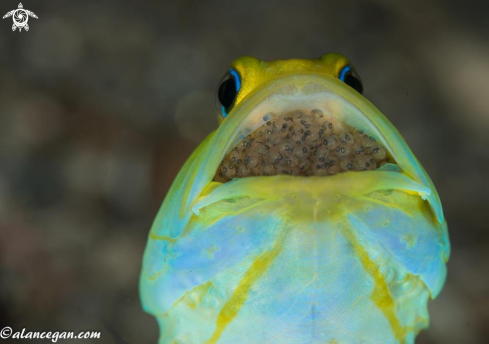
194 73 444 223
193 171 432 216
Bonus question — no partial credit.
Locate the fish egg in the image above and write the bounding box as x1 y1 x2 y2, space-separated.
213 110 392 181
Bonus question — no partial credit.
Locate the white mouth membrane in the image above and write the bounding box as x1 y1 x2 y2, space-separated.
214 83 396 183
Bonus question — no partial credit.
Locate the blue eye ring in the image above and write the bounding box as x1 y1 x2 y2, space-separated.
229 69 241 92
338 65 363 94
217 68 241 118
339 65 351 82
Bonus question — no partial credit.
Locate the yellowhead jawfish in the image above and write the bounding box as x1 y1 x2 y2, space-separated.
140 54 450 343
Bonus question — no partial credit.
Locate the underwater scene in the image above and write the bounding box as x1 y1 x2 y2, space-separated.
0 1 487 343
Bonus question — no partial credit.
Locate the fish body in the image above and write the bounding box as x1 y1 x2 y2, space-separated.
140 54 450 343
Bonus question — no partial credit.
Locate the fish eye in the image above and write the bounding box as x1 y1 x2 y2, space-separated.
339 65 363 94
216 69 241 118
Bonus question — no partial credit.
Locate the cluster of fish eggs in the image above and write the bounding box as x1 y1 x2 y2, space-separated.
214 109 391 183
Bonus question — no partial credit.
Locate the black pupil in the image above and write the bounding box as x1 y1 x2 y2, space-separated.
218 76 237 110
344 72 363 94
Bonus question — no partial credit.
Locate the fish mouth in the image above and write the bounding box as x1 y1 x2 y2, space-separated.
152 73 443 241
185 73 443 223
213 75 397 183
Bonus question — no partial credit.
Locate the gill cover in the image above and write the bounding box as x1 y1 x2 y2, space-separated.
140 54 450 344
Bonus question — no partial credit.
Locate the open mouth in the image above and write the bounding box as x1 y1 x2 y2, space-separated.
142 75 443 239
213 108 394 183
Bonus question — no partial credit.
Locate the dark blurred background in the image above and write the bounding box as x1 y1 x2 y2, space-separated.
0 0 488 343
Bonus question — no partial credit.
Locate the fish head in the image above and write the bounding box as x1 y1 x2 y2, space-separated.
140 53 450 343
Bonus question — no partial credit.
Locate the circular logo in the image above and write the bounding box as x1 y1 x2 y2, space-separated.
13 9 28 27
0 326 13 339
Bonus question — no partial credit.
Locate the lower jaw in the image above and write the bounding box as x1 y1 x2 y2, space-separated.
214 108 394 183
